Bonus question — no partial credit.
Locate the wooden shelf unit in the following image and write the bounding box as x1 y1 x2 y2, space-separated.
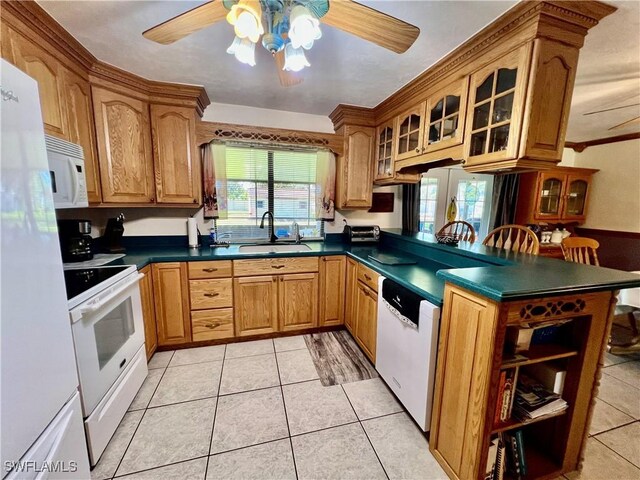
492 408 567 435
501 344 579 369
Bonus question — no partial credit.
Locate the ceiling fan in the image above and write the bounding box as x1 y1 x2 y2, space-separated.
583 103 640 132
143 0 420 87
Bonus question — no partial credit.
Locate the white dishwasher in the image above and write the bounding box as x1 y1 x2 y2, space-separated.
376 276 441 431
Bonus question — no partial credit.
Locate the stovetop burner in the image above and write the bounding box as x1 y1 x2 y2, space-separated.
63 265 131 301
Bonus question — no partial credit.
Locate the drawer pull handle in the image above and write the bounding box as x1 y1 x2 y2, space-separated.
362 289 370 298
364 274 372 281
271 265 285 269
204 292 220 298
204 322 221 329
203 268 218 272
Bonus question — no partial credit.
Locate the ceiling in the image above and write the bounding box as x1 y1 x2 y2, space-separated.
38 0 640 142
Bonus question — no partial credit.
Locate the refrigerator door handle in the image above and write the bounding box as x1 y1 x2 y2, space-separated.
67 156 81 205
33 409 74 480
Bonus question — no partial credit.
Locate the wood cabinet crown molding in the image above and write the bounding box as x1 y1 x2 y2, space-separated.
329 104 377 131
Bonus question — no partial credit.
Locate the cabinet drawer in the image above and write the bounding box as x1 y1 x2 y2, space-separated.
188 260 232 279
233 257 319 276
191 308 234 341
357 263 379 292
189 279 233 310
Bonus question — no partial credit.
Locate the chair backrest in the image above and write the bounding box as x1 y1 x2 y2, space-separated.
561 237 600 266
482 224 540 255
437 221 476 243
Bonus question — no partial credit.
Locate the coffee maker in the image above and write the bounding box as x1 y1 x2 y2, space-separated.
57 219 93 263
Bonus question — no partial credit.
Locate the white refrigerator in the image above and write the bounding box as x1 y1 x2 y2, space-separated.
1 60 90 478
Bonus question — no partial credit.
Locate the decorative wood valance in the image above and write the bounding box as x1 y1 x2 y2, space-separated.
196 121 344 155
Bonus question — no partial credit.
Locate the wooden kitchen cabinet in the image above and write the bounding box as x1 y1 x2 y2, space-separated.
424 77 468 155
515 166 598 225
92 86 156 204
139 265 157 360
336 125 375 209
150 104 201 205
354 281 378 363
374 120 395 181
319 256 346 327
279 273 319 331
344 258 358 334
234 276 279 336
395 102 426 162
152 262 191 346
191 308 234 342
63 69 102 203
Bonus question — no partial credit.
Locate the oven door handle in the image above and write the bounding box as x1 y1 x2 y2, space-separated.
79 273 144 317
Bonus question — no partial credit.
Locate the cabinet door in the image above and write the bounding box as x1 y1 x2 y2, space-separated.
4 27 68 139
424 77 469 154
354 282 377 363
279 273 319 331
464 43 532 166
319 256 346 326
92 87 155 203
139 265 157 360
562 174 591 221
152 263 191 346
150 105 201 205
234 276 278 336
337 125 375 209
395 102 426 161
534 172 566 221
63 69 102 203
375 121 395 180
344 258 358 334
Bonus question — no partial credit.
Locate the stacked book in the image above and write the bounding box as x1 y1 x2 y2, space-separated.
485 431 526 480
513 373 568 421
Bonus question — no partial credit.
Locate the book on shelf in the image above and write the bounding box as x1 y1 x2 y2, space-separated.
523 361 566 395
513 373 568 421
495 436 506 480
503 430 527 478
494 368 518 425
485 436 500 480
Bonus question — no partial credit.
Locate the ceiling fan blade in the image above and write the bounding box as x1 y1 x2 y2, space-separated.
143 1 228 45
608 116 640 131
320 0 419 54
584 103 640 116
274 51 303 87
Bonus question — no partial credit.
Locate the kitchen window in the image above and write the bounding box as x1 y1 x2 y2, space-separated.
216 145 324 241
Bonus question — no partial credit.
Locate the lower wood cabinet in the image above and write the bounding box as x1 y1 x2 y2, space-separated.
354 281 378 363
152 262 191 346
344 258 358 334
139 265 157 360
319 256 346 326
234 276 279 336
279 273 319 331
191 308 234 342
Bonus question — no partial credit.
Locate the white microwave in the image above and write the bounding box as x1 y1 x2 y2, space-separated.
46 135 89 208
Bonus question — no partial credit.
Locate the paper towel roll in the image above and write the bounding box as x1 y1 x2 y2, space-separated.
187 218 199 248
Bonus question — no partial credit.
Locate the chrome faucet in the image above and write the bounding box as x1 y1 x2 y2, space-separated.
292 222 303 244
259 211 278 243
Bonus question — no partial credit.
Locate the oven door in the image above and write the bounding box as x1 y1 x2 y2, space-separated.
70 272 145 415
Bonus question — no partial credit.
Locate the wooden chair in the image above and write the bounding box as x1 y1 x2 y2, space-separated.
437 221 476 243
561 237 600 266
482 224 540 255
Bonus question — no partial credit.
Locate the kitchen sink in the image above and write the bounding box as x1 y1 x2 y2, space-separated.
238 243 312 254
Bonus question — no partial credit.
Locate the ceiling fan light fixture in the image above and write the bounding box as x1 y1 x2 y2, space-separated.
288 4 322 50
226 35 256 66
226 0 264 43
283 42 310 72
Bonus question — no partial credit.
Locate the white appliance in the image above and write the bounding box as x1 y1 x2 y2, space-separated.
376 276 441 431
1 60 90 478
66 265 147 465
45 134 88 209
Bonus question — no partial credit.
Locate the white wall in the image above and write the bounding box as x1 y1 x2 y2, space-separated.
561 139 640 233
202 103 335 133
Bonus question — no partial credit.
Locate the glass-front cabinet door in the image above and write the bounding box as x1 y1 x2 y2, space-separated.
424 77 468 154
464 45 531 165
375 120 395 180
394 102 426 162
562 174 591 220
536 172 565 220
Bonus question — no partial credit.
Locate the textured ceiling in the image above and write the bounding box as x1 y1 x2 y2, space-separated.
38 0 640 142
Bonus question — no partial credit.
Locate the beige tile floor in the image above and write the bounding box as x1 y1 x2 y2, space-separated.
92 335 640 480
92 336 447 480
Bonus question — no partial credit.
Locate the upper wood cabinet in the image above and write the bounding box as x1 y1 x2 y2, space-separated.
150 105 201 205
64 69 102 203
424 77 469 155
515 166 598 225
374 120 395 181
336 125 375 209
152 262 191 346
2 26 69 139
394 103 426 162
92 87 156 204
234 275 279 336
319 256 346 327
139 265 157 360
279 273 319 331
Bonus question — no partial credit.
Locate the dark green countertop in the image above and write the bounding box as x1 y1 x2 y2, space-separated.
108 230 640 305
